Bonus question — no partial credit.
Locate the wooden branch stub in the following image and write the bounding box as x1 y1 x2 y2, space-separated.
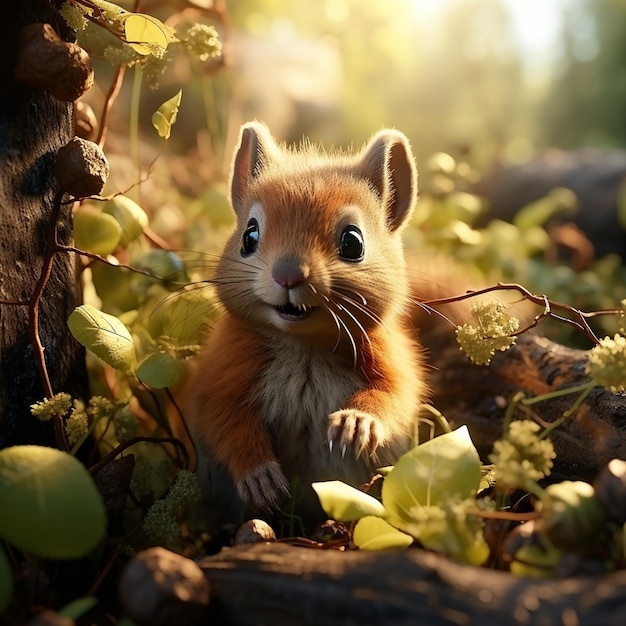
199 542 626 626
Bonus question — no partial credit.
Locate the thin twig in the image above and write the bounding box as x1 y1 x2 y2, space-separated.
88 435 189 475
97 64 126 149
422 282 621 345
56 244 166 280
28 191 65 401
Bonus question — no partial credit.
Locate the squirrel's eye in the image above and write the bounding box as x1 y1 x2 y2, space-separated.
241 218 259 256
339 225 364 262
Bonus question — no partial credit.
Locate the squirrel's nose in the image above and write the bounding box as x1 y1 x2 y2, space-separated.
272 257 309 289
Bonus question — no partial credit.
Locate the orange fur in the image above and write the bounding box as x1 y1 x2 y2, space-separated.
186 122 426 523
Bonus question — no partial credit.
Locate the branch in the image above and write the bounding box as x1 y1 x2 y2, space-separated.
421 282 621 344
27 191 65 400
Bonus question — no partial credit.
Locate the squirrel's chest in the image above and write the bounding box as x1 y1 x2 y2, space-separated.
254 343 362 436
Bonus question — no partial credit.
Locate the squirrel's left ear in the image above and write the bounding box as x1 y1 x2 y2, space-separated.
358 130 417 232
230 121 276 217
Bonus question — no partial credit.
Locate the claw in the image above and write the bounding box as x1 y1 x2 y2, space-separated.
329 438 334 453
341 444 347 459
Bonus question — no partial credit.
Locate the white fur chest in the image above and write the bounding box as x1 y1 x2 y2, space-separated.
253 339 365 482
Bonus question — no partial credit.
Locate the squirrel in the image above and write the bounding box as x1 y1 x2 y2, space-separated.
186 122 426 523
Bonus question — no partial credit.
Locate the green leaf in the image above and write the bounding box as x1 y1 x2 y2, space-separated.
353 516 413 550
0 544 12 614
73 207 122 256
68 304 136 373
136 351 182 389
152 90 182 139
312 480 386 521
0 446 106 559
124 13 170 56
382 426 481 526
102 195 148 246
398 500 489 566
146 286 218 343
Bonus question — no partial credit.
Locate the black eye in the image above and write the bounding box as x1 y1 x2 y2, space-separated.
339 225 364 262
241 218 259 256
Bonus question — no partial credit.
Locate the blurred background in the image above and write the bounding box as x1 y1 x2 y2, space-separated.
80 0 625 344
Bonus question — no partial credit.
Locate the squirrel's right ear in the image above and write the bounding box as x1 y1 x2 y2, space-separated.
230 122 275 216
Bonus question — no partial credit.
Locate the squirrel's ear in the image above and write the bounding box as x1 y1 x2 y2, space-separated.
230 122 275 216
358 130 417 232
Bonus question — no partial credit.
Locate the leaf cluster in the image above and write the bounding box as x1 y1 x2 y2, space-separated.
313 419 625 578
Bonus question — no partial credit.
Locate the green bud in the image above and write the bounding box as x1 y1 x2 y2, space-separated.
542 481 607 552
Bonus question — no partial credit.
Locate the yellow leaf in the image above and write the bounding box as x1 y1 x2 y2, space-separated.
124 13 169 56
152 90 182 139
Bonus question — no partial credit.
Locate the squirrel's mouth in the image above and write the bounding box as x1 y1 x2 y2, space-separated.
274 303 315 321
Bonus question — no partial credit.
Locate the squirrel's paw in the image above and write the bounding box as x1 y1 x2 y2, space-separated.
327 409 384 459
237 461 290 512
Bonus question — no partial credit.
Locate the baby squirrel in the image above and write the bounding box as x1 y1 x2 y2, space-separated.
186 122 425 522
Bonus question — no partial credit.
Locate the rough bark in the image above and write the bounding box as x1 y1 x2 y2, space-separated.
199 542 626 626
0 1 88 447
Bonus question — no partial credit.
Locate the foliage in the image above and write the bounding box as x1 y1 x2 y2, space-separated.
61 0 221 88
2 0 625 620
315 427 490 566
314 417 625 576
0 446 106 559
586 332 626 392
456 301 520 365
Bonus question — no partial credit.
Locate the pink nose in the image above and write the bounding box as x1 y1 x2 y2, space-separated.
272 257 309 289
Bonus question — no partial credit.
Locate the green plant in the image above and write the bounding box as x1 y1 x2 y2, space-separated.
314 426 490 566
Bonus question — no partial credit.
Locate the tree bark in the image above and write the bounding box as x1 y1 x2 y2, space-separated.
199 542 626 626
0 1 88 447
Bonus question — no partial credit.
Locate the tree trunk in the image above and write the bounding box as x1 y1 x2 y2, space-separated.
199 542 626 626
0 1 88 447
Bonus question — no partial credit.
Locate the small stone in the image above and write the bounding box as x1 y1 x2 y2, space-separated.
55 137 109 197
119 546 210 626
15 23 93 102
233 519 277 545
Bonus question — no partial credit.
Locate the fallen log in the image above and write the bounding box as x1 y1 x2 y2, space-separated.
199 542 626 626
426 332 626 478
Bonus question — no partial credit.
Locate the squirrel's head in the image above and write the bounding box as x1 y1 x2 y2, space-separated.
218 121 418 345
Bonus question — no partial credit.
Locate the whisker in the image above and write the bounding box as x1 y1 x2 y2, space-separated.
334 310 359 369
408 297 457 327
335 302 372 357
326 307 344 354
333 289 384 328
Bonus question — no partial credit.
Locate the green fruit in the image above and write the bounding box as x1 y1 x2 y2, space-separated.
0 446 106 559
543 481 607 552
74 206 122 256
102 195 148 246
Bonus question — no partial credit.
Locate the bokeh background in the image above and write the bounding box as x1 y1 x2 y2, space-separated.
81 0 625 344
